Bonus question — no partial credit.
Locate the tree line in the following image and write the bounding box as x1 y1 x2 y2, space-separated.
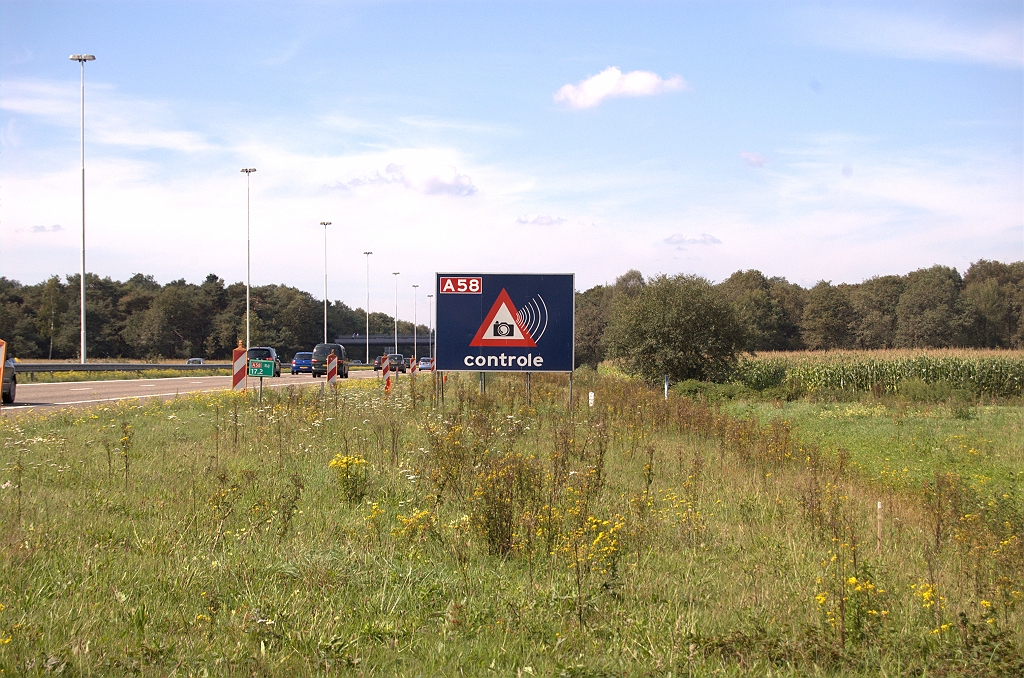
2 259 1020 367
0 273 425 361
577 260 1024 381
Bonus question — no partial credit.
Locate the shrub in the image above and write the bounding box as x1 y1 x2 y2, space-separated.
603 274 744 384
329 453 368 502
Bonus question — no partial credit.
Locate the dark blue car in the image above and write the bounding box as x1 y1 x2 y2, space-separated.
291 352 313 374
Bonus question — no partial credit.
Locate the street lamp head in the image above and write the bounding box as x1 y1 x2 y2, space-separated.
320 221 331 226
412 284 419 288
393 272 400 276
363 251 372 255
70 55 96 61
240 168 256 174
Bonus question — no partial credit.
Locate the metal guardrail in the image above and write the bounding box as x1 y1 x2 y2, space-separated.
13 363 231 374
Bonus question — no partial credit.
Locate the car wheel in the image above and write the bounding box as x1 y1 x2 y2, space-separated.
343 367 349 379
2 379 14 404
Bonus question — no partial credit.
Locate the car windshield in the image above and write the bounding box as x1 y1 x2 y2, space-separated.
312 345 341 359
388 354 402 361
248 349 273 360
294 353 312 359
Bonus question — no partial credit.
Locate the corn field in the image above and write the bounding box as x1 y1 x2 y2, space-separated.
736 350 1024 396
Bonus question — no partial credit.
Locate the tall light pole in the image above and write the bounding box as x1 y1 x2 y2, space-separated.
427 294 433 359
240 168 256 348
70 54 95 364
412 284 419 360
392 272 400 354
363 252 372 363
320 221 331 343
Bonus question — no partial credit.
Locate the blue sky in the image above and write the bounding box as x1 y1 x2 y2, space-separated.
1 1 1022 322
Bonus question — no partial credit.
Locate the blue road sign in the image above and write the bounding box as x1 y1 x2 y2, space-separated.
435 273 574 372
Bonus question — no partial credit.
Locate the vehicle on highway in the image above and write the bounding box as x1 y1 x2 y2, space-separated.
247 347 281 377
418 356 432 371
373 354 406 372
291 352 313 374
185 357 204 365
350 359 364 366
311 343 349 379
388 353 407 373
2 357 15 404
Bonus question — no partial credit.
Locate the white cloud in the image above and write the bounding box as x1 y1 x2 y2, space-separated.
516 215 566 226
338 163 477 196
699 135 1024 284
398 116 511 135
663 233 722 249
740 152 767 168
801 7 1023 68
0 78 216 153
389 163 477 196
553 67 688 110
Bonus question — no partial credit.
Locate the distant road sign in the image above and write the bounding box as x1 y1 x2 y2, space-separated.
248 359 274 377
435 273 574 372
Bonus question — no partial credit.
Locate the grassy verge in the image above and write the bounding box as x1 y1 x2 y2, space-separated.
15 368 232 383
1 372 1021 675
721 398 1023 497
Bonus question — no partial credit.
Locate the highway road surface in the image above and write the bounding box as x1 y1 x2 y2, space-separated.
1 370 383 415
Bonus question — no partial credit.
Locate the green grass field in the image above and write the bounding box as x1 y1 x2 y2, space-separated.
723 399 1024 498
15 368 232 383
1 369 1021 676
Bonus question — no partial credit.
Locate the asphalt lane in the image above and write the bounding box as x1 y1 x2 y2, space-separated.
2 369 381 415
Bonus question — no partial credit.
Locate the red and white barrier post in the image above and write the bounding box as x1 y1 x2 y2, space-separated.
326 351 338 385
381 354 391 393
232 342 247 392
0 338 6 409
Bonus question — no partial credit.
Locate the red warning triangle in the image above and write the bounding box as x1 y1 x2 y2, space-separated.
469 288 536 347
